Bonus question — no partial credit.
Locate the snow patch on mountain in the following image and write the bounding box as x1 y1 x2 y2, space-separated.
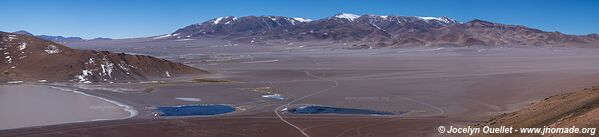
416 16 456 24
293 18 312 22
5 56 11 64
7 35 18 41
76 69 93 83
153 33 180 39
153 34 172 39
224 17 237 24
213 17 225 24
100 61 114 78
18 42 27 50
165 71 171 77
269 16 277 21
334 13 360 21
44 45 61 54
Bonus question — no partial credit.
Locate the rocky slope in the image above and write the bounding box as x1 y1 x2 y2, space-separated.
156 13 599 48
0 32 206 83
480 86 599 137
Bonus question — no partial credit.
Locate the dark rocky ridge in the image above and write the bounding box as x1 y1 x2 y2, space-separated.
159 13 599 48
36 35 84 43
12 30 113 43
0 32 206 83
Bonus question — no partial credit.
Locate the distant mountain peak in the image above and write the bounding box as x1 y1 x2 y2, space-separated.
209 16 237 25
12 30 34 36
588 33 599 39
91 37 112 41
466 19 496 26
36 35 83 43
8 30 112 43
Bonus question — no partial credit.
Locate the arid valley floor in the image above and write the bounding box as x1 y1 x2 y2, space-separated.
3 41 599 136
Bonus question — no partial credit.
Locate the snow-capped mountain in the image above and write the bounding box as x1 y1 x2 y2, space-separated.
155 13 599 48
161 16 312 39
332 13 360 21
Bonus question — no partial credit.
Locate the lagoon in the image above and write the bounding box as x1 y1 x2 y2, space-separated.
0 85 131 130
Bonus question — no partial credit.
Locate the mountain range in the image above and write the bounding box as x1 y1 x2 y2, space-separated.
154 13 599 48
12 30 112 44
15 13 599 48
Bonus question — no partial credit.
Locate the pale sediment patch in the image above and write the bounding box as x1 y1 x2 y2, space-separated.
6 81 24 84
71 84 142 93
242 59 279 64
261 94 286 100
48 86 138 119
176 97 202 102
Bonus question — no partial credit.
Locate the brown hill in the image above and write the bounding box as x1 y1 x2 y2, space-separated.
480 86 599 137
0 32 207 83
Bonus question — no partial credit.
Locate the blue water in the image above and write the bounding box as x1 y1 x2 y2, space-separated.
157 104 235 116
289 105 394 115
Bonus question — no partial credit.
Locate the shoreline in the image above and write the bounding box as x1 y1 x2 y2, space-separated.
47 85 139 119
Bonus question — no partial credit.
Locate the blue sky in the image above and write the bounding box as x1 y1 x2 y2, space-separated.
1 0 598 39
